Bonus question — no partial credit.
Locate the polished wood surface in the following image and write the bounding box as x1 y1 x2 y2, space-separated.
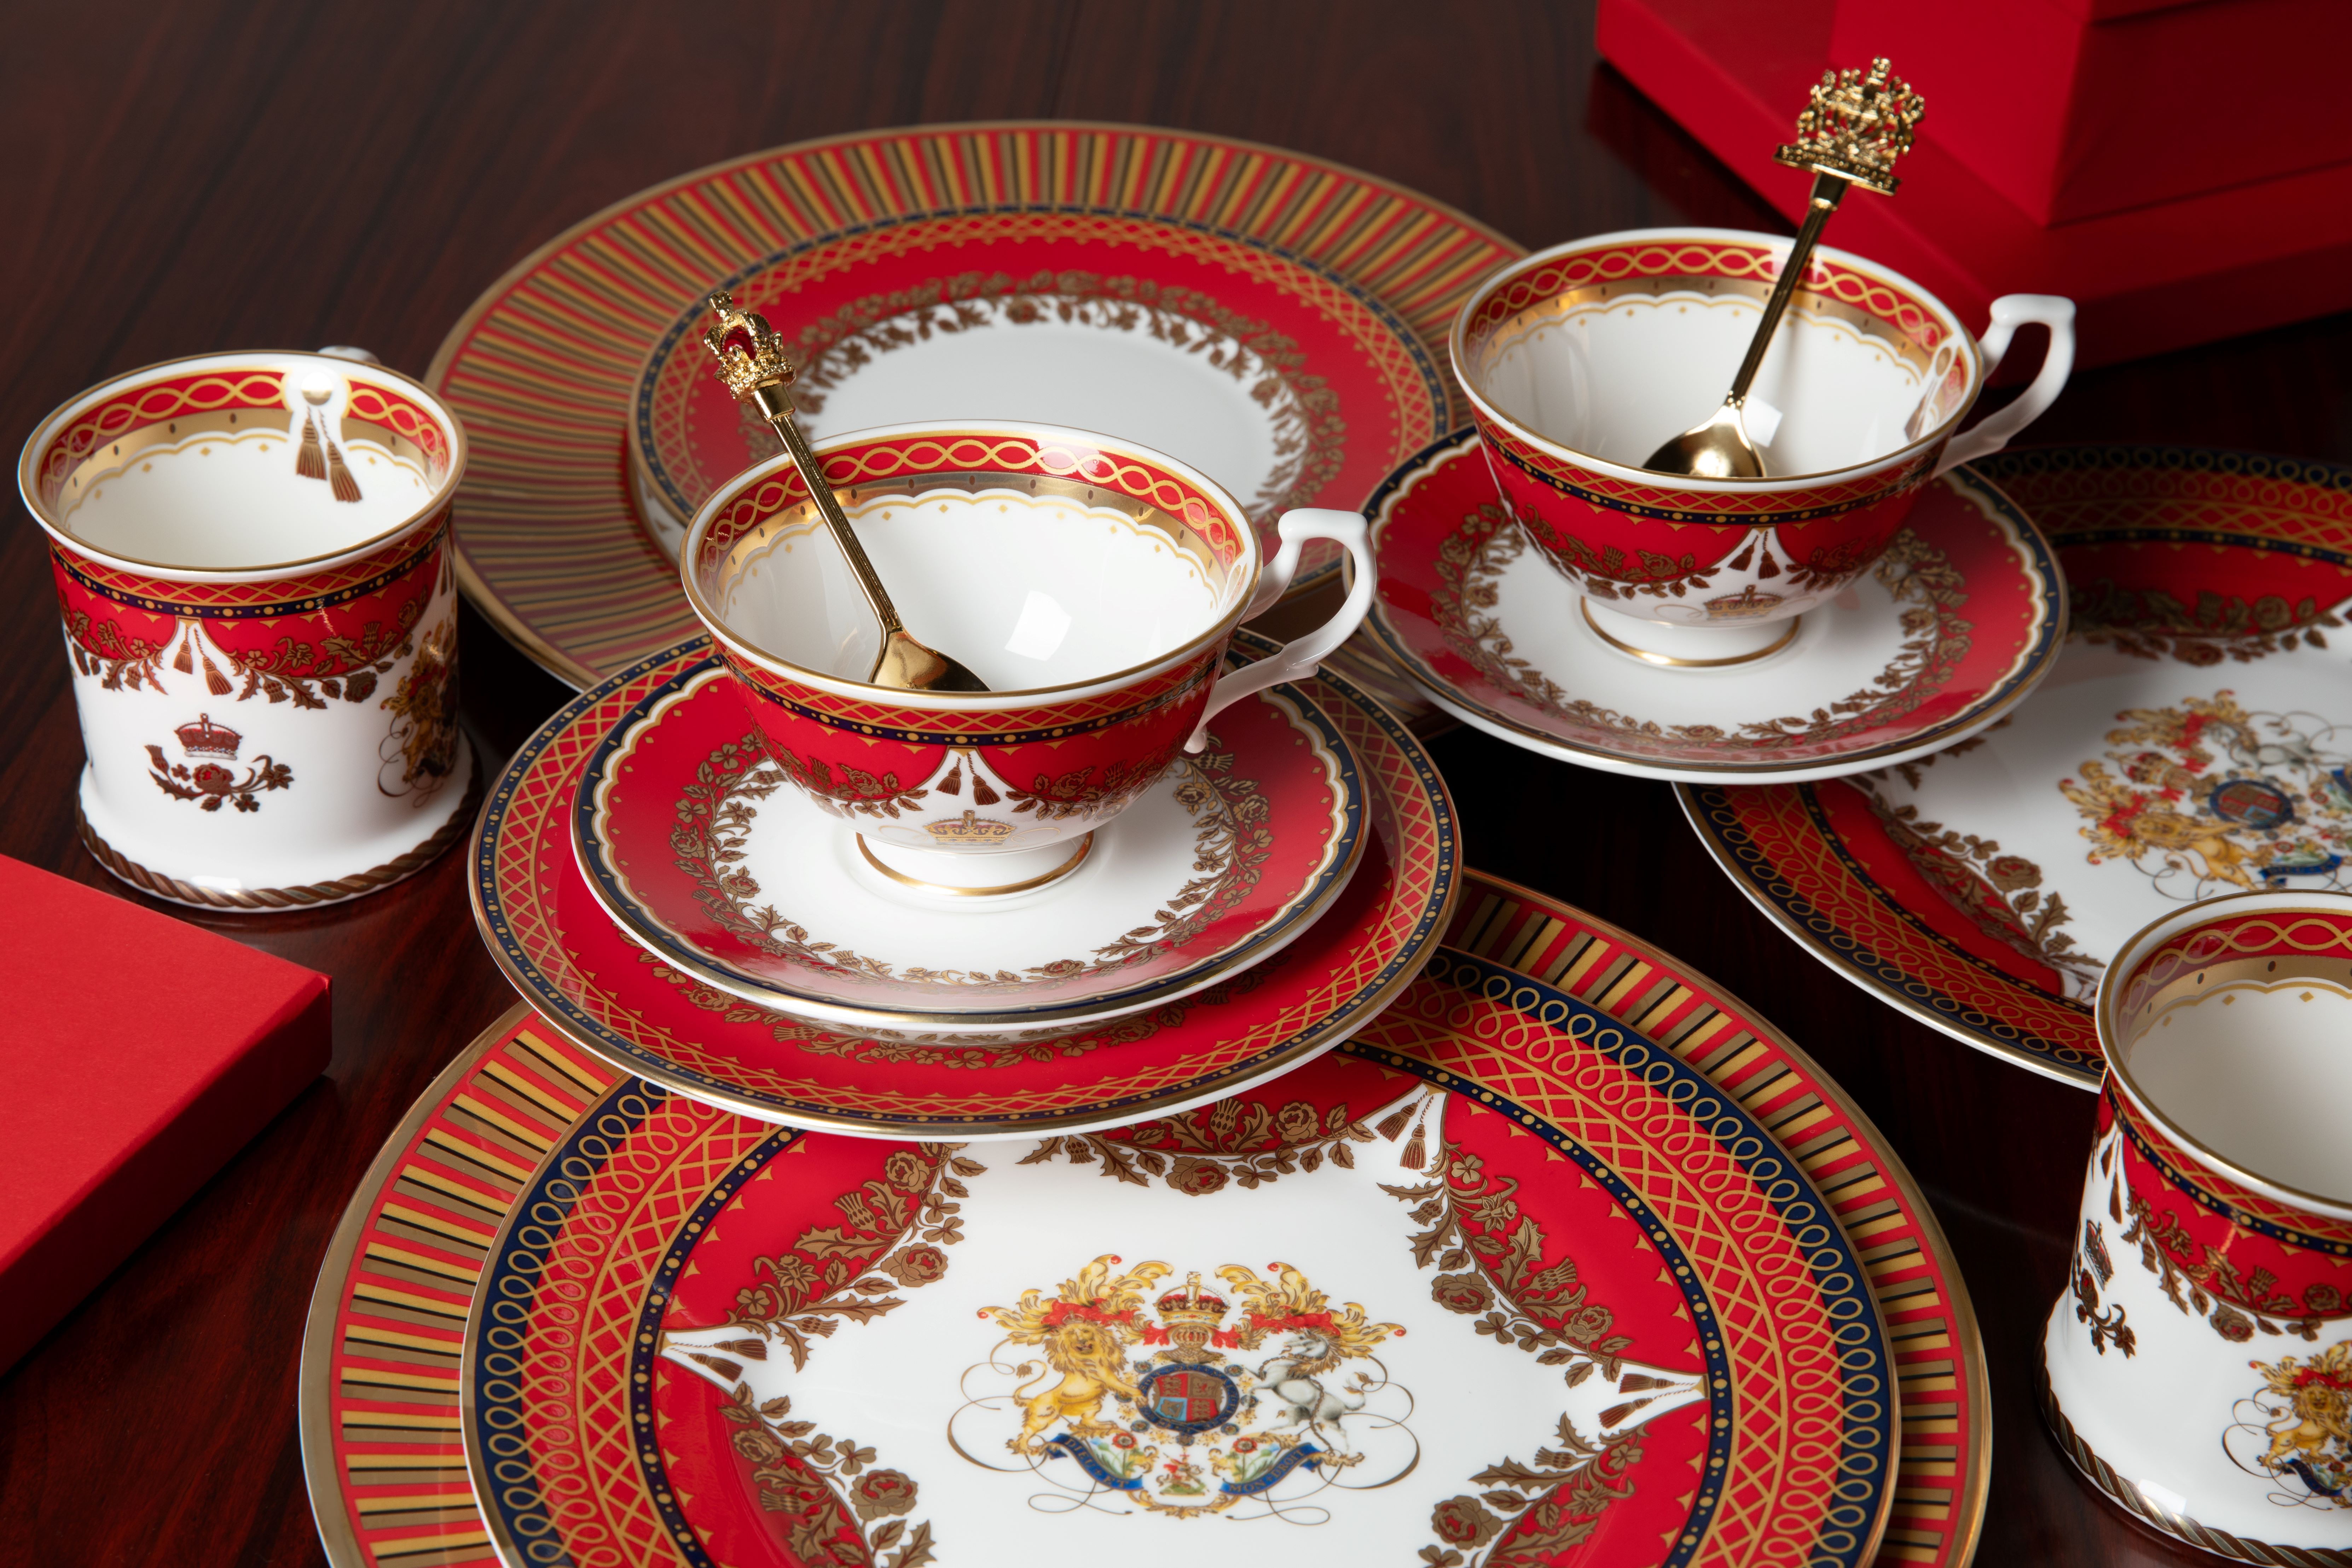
4 3 2348 1561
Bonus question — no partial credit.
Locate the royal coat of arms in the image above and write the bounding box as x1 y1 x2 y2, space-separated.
954 1256 1411 1518
2230 1342 2352 1508
2061 691 2352 901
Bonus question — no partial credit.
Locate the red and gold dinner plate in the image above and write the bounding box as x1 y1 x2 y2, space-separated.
1362 430 2066 783
299 1003 616 1568
471 631 1457 1137
427 123 1519 687
572 653 1366 1036
1682 446 2352 1088
455 883 1942 1568
301 882 1985 1568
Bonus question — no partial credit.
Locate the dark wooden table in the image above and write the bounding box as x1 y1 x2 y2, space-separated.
5 3 2348 1562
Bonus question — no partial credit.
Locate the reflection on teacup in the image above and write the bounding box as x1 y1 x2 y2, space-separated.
2044 890 2352 1556
19 350 474 909
1452 228 2073 663
680 421 1372 894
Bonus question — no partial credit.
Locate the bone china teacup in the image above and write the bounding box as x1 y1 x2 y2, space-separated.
2044 889 2352 1558
679 420 1373 893
20 349 472 910
1452 228 2075 662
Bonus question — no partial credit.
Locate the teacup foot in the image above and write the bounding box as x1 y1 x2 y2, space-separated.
858 831 1094 898
1579 599 1799 668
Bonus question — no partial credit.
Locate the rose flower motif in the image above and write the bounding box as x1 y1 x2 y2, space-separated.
1165 1156 1231 1197
877 1244 949 1286
1430 1272 1493 1315
1431 1494 1504 1547
850 1468 917 1520
881 1151 930 1190
1274 1100 1319 1142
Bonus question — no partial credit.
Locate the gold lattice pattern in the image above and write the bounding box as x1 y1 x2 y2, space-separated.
1708 784 2099 1064
35 369 287 509
1467 240 1948 349
695 431 1247 570
319 1011 617 1568
720 641 1216 739
1355 982 1857 1568
55 517 447 611
345 379 453 475
1443 880 1981 1567
2120 1087 2352 1252
492 649 1446 1121
434 124 1517 684
1493 427 1936 520
642 209 1444 510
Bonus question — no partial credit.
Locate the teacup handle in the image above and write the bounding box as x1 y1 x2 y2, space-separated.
1934 294 2076 476
316 345 381 364
1183 508 1375 754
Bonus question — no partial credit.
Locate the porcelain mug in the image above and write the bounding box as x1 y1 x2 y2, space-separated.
2044 889 2352 1559
679 420 1374 893
1452 228 2075 662
20 349 473 910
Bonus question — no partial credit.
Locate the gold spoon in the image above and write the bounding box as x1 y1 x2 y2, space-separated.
1643 58 1926 479
702 290 989 693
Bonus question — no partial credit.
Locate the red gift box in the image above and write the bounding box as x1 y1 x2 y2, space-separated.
0 855 329 1372
1830 0 2352 225
1597 0 2352 367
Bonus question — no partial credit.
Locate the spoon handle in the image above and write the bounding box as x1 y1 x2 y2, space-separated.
747 385 906 639
1724 171 1848 408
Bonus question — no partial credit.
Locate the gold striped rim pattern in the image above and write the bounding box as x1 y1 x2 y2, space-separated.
425 121 1520 687
1446 872 1990 1568
299 1005 621 1568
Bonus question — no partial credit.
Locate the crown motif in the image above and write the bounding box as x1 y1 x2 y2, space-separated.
702 289 796 400
1774 57 1925 196
1154 1273 1230 1327
926 810 1016 842
176 714 241 758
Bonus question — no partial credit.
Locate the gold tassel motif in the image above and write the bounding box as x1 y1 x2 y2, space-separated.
296 413 326 480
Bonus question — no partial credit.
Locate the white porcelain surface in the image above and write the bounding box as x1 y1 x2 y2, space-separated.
55 366 434 568
716 484 1233 691
66 586 473 902
579 670 1356 1035
1852 631 2352 1001
1479 279 1945 478
2047 891 2352 1552
638 309 1312 558
662 1087 1706 1538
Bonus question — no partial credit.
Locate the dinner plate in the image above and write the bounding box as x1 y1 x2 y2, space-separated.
573 655 1364 1035
471 630 1456 1137
426 122 1520 687
1361 431 2067 782
457 930 1902 1567
297 1003 617 1568
1681 445 2352 1087
1445 873 1989 1568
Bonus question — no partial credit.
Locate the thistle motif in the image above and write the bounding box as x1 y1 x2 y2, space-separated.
1775 57 1926 196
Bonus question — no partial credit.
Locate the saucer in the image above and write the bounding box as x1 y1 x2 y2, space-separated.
426 123 1519 687
1361 430 2068 783
471 630 1457 1137
572 654 1366 1036
1681 445 2352 1088
458 934 1899 1568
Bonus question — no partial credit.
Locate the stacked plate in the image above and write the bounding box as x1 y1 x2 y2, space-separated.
295 126 1989 1568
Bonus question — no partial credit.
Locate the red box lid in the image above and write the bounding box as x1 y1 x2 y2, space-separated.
0 856 329 1371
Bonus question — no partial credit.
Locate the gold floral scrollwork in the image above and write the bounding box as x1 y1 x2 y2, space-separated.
668 733 1273 993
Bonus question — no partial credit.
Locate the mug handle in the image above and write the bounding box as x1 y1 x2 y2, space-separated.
1933 294 2076 476
1183 507 1375 753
